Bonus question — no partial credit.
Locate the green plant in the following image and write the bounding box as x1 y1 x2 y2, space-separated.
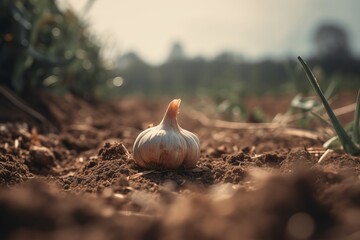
288 79 338 129
297 56 360 155
0 0 116 99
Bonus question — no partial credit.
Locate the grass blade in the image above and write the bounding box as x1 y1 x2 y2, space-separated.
310 111 332 128
324 79 338 100
297 56 360 155
353 89 360 143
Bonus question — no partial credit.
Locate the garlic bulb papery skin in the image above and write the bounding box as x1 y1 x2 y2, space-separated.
133 99 200 169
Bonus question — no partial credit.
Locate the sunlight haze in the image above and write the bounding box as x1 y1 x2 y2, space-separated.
65 0 360 64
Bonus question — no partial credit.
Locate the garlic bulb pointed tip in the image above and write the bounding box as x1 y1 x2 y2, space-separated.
163 98 181 122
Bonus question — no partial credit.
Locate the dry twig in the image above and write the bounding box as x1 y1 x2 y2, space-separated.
317 149 334 164
185 108 322 140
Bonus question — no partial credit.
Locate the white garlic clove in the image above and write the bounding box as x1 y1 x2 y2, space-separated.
133 99 200 169
180 128 200 168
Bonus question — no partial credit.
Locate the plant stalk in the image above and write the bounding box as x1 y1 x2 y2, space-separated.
298 56 360 155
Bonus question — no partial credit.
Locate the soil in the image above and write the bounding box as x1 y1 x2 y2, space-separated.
1 93 360 240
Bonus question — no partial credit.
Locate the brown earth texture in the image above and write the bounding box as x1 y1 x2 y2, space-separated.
1 92 360 240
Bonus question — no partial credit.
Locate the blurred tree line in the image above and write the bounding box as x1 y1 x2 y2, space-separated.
114 23 360 99
1 0 359 103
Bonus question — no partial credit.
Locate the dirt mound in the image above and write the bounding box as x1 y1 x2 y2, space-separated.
1 96 360 239
1 171 360 240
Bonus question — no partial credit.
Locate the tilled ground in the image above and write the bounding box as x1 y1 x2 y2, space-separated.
1 94 360 240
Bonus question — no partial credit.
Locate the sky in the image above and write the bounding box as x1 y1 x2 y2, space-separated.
65 0 360 65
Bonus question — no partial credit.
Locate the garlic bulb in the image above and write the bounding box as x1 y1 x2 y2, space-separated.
133 99 200 169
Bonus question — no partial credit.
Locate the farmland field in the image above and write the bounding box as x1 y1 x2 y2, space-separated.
2 0 360 239
1 93 360 240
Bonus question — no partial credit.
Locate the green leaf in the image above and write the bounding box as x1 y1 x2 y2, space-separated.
324 79 338 100
353 89 360 143
297 56 360 155
291 94 318 111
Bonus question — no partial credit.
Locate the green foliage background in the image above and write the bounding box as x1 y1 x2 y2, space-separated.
0 0 116 99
